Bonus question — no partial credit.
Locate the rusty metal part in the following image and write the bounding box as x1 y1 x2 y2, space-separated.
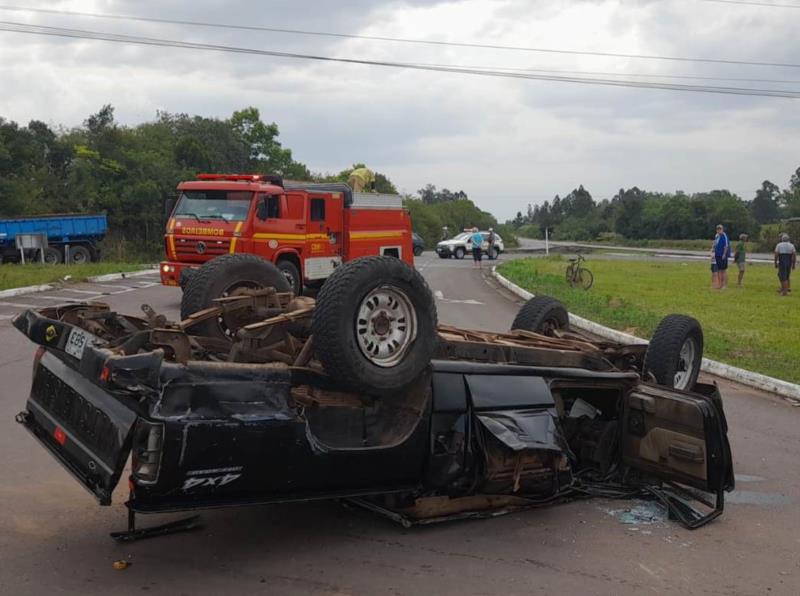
290 384 370 408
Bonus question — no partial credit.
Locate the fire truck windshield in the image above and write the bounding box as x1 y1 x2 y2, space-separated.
173 190 253 222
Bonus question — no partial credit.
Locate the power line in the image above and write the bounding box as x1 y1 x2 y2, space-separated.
1 4 799 69
412 61 800 85
700 0 800 8
1 21 798 99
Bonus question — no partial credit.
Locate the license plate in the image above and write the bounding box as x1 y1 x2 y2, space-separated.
65 327 96 359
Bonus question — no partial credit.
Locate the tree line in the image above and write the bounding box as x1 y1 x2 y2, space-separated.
0 106 506 259
510 176 800 249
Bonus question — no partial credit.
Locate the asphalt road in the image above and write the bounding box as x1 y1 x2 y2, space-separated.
1 254 798 595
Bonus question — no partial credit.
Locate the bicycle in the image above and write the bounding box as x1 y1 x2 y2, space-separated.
565 254 594 290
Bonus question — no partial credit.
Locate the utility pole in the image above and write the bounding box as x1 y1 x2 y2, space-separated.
545 228 549 256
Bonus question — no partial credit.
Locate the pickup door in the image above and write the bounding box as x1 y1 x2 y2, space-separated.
622 382 734 523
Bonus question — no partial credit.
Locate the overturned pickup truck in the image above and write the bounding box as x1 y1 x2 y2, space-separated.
12 255 733 540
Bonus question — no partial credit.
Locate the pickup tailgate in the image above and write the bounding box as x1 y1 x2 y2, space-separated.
18 351 137 505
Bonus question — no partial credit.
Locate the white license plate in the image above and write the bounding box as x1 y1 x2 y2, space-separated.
65 327 96 359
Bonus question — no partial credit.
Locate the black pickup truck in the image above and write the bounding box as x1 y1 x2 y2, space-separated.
12 255 733 540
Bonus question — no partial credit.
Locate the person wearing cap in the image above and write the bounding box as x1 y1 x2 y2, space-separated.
470 227 484 268
774 233 797 296
733 233 748 287
712 224 730 289
487 227 496 260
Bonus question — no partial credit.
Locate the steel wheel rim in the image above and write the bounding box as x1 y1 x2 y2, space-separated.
356 285 417 367
73 251 87 264
674 337 696 390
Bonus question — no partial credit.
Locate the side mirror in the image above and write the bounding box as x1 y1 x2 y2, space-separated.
164 196 177 219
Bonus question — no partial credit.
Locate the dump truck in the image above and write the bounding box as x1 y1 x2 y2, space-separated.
0 214 107 264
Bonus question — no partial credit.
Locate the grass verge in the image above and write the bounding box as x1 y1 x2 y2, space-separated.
0 262 151 291
499 256 800 384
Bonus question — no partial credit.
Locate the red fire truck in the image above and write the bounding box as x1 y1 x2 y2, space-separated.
160 174 414 293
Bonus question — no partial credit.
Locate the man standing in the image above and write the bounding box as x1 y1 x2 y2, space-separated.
734 233 748 287
713 224 730 289
487 227 496 260
470 227 484 269
774 233 797 296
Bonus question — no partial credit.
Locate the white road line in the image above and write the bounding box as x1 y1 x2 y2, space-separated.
432 289 483 305
60 288 104 295
89 282 132 289
0 301 38 309
0 314 14 320
26 295 83 302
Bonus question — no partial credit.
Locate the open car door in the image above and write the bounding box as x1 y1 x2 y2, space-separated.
621 382 734 528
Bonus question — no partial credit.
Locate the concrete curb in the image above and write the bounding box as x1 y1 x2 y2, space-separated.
0 283 56 299
0 267 159 299
492 266 800 404
87 267 159 283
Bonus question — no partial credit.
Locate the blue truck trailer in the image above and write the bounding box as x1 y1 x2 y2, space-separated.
0 214 108 264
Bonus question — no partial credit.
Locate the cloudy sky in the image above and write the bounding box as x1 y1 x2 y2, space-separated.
1 0 799 219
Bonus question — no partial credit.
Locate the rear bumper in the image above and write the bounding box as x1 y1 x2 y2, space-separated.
159 261 198 287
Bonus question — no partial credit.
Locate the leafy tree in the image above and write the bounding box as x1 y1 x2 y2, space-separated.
751 180 780 224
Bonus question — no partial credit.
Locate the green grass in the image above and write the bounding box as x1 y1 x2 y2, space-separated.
0 262 151 291
499 256 800 384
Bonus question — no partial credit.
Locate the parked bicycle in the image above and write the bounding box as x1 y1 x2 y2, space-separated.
565 254 594 290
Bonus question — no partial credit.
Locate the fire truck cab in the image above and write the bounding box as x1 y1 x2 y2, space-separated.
160 174 414 293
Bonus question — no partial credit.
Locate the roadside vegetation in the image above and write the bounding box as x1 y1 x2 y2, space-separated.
509 178 800 253
499 256 800 384
0 262 151 291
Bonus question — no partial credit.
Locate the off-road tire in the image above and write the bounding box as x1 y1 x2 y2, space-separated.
644 314 703 391
311 256 438 395
69 245 91 265
454 247 466 260
511 295 570 336
277 258 302 295
181 254 290 340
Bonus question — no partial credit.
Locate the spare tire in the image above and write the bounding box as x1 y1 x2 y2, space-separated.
311 256 438 395
181 254 290 340
511 295 570 336
644 314 703 391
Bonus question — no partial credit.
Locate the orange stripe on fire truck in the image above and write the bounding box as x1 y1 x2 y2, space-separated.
349 230 406 240
252 233 329 240
229 222 244 254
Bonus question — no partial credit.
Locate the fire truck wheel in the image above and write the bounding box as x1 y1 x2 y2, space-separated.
511 295 570 336
277 259 302 295
311 256 438 395
181 254 291 340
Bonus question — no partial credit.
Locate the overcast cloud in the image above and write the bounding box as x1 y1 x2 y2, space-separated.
1 0 799 219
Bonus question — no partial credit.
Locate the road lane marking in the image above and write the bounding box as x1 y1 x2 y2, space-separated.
0 301 37 308
60 288 104 295
433 290 483 305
